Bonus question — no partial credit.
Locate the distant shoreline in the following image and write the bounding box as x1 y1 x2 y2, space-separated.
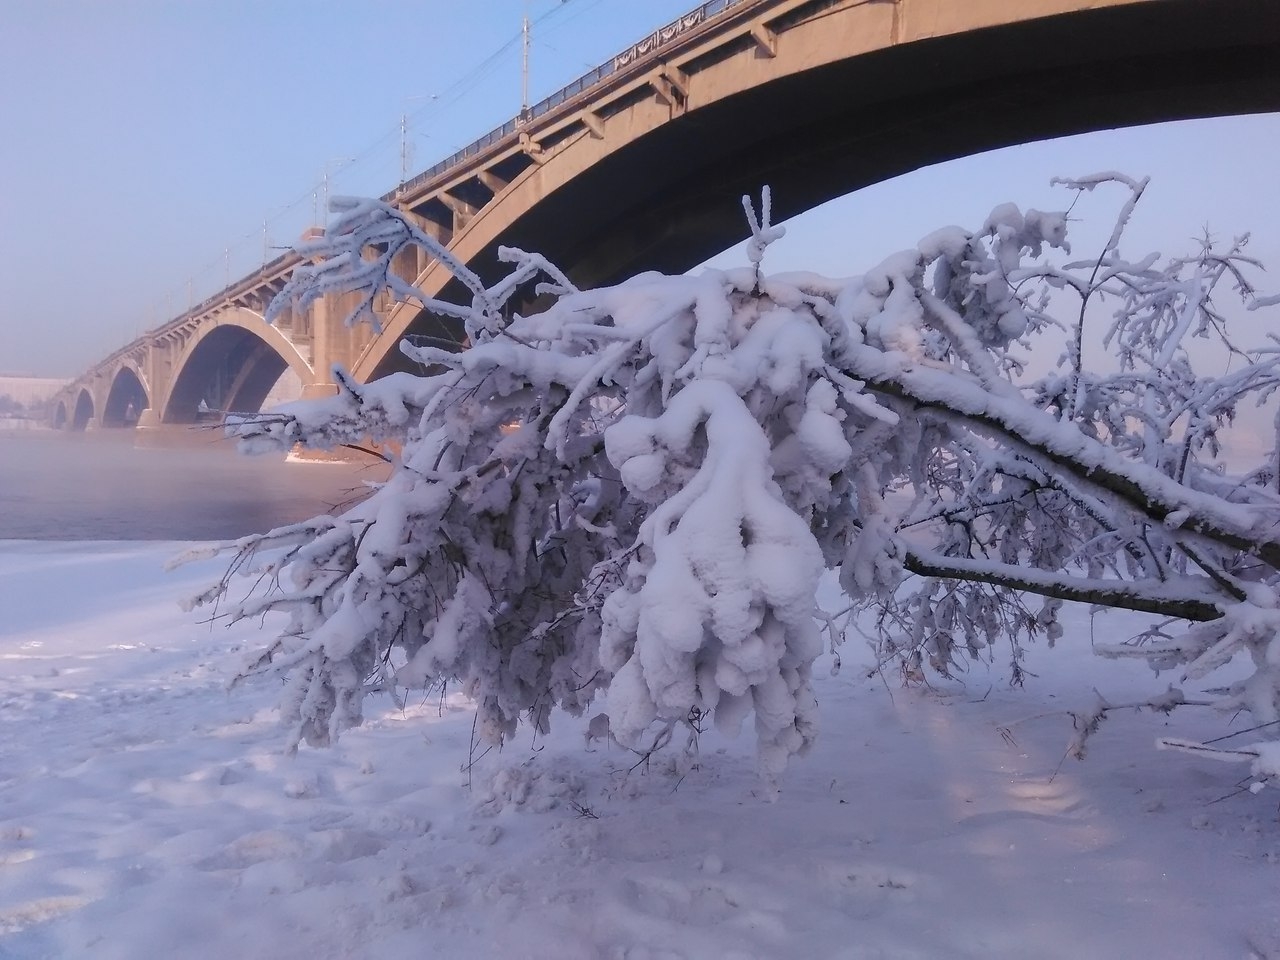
0 419 54 433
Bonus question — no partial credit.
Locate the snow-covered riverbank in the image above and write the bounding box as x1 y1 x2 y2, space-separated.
1 540 1277 959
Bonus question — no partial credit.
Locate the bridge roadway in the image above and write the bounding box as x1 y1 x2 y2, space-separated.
53 0 1280 430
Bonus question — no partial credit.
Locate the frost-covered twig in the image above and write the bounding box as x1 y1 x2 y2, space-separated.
741 186 785 293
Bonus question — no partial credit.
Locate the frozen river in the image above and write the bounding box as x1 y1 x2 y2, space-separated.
0 427 383 541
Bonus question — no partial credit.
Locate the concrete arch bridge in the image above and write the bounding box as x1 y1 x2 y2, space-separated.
54 0 1280 428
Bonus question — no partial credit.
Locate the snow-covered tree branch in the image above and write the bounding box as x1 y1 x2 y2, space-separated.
190 179 1280 789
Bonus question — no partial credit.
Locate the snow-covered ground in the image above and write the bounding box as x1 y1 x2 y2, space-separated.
2 541 1278 959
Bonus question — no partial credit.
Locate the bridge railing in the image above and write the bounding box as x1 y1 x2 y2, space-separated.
161 0 756 343
73 0 760 388
387 0 753 201
135 249 298 346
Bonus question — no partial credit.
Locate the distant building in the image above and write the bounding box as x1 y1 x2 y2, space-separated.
0 376 70 416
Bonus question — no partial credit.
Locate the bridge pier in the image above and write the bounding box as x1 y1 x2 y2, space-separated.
135 408 160 429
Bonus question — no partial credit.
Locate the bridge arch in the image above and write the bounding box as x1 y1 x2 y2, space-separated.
352 0 1280 380
102 361 150 427
71 388 95 431
162 308 315 423
53 400 67 430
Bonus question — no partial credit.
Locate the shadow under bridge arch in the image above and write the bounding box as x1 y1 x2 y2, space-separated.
162 309 315 424
103 362 150 427
71 389 95 431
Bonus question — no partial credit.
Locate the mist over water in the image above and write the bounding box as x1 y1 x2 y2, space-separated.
0 428 383 541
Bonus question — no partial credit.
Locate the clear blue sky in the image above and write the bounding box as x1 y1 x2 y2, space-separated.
2 0 1278 377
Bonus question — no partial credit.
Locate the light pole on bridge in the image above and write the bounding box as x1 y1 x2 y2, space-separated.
313 158 356 228
400 94 438 188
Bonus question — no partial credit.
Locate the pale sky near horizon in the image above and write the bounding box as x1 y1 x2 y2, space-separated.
1 0 1278 378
